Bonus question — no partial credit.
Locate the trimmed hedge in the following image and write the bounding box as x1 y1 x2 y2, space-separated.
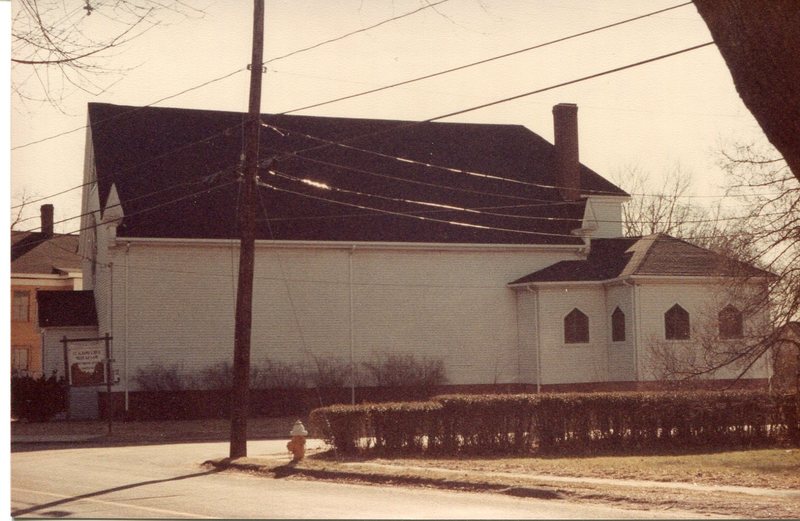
309 390 799 456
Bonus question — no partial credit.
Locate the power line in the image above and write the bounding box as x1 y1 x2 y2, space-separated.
15 177 239 252
263 0 451 65
256 178 580 240
282 153 574 205
267 168 579 223
425 42 715 123
279 1 693 115
278 42 716 162
11 121 245 211
263 167 786 228
12 68 247 151
266 121 778 200
13 0 454 152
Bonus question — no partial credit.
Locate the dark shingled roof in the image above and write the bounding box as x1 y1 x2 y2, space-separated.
11 231 81 274
510 234 770 284
87 103 627 246
37 291 97 328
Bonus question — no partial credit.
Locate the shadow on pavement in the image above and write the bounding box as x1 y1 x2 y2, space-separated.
11 468 223 517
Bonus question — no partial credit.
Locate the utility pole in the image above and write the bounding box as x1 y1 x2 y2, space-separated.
230 0 264 459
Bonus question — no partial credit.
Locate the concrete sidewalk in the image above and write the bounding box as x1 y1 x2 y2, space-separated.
11 434 108 443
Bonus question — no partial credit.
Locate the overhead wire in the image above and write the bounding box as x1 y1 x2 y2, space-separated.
279 1 693 115
263 0 450 65
267 168 579 223
11 120 246 211
12 0 453 153
14 174 239 251
12 67 247 151
275 42 716 163
14 40 759 238
257 177 584 240
265 121 780 200
262 168 785 227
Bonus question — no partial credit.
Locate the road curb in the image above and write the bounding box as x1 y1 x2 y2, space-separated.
204 457 565 500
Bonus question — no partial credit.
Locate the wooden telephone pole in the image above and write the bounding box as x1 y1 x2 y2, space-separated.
230 0 264 459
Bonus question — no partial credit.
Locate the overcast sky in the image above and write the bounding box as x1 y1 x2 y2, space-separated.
10 0 769 233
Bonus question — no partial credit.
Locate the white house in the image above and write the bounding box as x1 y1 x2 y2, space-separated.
40 102 772 418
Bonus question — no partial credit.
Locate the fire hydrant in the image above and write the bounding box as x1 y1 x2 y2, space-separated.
287 420 308 462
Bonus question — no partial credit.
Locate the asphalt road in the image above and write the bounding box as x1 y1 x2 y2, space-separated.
11 440 722 519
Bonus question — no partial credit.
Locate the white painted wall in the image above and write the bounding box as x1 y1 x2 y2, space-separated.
605 283 636 381
585 196 626 238
535 285 610 384
635 279 771 381
105 238 577 391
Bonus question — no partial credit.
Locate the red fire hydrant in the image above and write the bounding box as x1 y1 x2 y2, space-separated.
287 420 308 462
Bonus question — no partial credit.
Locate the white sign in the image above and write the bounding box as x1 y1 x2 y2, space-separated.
67 343 106 386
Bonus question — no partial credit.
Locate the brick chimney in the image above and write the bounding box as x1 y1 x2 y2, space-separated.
553 103 580 201
40 204 54 238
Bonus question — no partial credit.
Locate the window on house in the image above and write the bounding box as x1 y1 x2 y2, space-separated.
611 307 626 342
12 291 30 322
719 305 743 339
665 304 690 340
564 308 589 344
12 346 30 374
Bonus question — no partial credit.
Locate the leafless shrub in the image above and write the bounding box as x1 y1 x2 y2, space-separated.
362 353 447 388
133 363 192 391
306 356 351 389
250 359 306 389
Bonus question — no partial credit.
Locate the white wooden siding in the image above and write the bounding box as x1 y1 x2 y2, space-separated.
605 284 636 381
536 286 609 384
585 197 626 238
635 281 770 381
108 240 573 390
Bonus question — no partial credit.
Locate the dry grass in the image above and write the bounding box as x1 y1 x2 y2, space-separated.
365 449 800 490
284 449 800 519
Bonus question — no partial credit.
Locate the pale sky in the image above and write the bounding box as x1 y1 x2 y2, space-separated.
10 0 769 233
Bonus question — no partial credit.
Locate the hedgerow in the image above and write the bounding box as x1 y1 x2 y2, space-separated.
309 390 799 456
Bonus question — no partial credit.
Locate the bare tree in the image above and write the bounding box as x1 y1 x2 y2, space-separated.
611 164 731 246
11 0 205 105
10 190 39 231
716 142 800 389
632 142 800 391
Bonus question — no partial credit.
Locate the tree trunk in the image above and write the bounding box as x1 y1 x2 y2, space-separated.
693 1 800 181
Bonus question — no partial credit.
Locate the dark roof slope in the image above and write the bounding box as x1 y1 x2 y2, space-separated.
11 231 82 274
37 291 97 328
87 103 627 246
510 234 769 284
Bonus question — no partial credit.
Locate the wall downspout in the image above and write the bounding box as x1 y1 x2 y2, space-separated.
124 243 130 412
514 290 521 385
532 286 542 393
632 281 641 383
349 245 356 405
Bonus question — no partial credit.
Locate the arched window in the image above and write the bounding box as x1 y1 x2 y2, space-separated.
564 308 589 344
665 304 690 340
611 307 625 342
719 305 743 339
